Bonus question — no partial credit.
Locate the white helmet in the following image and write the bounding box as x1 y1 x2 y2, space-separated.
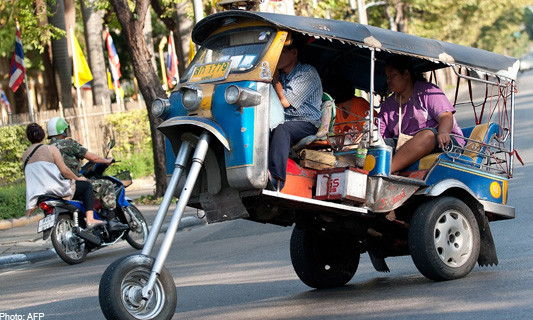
47 117 69 138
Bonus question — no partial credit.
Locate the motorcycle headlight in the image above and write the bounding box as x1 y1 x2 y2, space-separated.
224 85 262 107
151 98 171 119
181 85 203 111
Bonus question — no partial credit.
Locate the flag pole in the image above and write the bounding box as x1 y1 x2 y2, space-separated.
158 36 168 91
70 27 89 148
16 22 34 123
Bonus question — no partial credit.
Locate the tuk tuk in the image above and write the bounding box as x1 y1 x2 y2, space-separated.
99 10 520 320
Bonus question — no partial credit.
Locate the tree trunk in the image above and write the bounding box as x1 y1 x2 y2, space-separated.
81 0 110 108
36 0 59 110
151 0 192 75
109 0 168 197
392 0 408 33
48 0 73 108
144 8 158 72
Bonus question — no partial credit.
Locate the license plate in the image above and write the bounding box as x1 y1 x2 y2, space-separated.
38 215 56 233
189 61 231 83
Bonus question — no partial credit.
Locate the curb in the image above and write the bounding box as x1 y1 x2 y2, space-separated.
0 249 57 269
0 213 44 231
0 216 206 269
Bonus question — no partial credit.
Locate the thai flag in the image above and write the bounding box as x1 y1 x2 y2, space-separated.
105 29 121 84
0 89 12 113
9 27 26 92
166 34 179 88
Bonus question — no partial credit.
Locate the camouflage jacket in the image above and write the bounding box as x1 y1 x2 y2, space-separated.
49 137 87 176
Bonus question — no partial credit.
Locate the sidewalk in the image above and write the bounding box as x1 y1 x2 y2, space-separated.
0 177 206 268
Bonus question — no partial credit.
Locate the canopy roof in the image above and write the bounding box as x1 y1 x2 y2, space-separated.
193 11 519 94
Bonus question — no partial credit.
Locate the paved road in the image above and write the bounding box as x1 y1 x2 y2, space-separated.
0 71 532 319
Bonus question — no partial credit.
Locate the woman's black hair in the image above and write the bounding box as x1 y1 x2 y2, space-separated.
385 55 426 82
26 123 45 144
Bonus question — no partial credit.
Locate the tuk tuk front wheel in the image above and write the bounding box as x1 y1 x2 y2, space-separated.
290 225 360 289
99 254 176 320
409 196 480 281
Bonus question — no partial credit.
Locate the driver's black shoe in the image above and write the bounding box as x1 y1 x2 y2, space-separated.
108 218 129 231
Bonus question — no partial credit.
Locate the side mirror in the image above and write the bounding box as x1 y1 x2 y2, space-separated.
108 139 115 150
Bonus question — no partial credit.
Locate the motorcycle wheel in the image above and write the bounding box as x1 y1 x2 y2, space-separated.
124 205 149 250
99 254 177 320
51 214 88 265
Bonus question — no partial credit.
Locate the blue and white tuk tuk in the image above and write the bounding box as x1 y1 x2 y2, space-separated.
99 10 520 320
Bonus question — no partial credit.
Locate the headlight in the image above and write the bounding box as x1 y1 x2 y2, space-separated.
224 85 262 107
225 85 240 105
181 85 203 111
151 98 170 119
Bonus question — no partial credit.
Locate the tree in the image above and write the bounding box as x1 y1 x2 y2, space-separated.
81 0 110 108
48 0 74 109
108 0 168 197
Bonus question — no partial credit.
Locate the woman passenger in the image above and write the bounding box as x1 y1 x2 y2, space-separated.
378 55 465 173
22 123 103 228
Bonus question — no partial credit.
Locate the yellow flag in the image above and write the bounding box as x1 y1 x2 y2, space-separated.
107 70 114 89
72 34 93 88
188 38 196 65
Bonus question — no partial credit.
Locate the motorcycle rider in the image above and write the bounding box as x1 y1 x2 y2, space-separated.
47 117 128 231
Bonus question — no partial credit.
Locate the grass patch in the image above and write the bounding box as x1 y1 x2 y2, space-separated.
0 181 27 220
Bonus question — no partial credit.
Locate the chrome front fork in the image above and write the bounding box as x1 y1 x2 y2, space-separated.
141 131 211 299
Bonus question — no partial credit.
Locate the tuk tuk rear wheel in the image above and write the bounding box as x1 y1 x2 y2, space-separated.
409 196 480 281
290 225 360 289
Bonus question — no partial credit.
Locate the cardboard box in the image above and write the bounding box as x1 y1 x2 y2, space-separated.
298 149 336 170
314 167 368 203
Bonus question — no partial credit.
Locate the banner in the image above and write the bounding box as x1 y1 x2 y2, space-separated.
105 29 122 83
0 89 12 113
72 33 93 88
9 27 26 92
167 33 179 88
188 38 196 65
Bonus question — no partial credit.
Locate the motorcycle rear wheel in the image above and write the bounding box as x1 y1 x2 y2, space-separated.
124 205 149 250
99 254 176 320
51 214 88 265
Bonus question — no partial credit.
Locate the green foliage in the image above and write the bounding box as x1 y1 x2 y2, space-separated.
409 0 530 56
525 6 533 40
0 181 26 220
0 0 65 57
0 125 30 185
104 109 153 179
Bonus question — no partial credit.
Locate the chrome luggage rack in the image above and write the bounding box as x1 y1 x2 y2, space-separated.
444 129 511 177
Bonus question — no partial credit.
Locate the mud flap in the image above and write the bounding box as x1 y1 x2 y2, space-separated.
478 216 498 267
368 251 390 273
200 187 249 223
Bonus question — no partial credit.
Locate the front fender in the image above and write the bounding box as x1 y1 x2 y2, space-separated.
158 116 230 151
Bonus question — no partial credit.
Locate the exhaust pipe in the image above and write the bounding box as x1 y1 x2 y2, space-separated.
74 227 102 245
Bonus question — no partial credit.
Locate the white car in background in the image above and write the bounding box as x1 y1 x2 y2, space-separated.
519 54 533 72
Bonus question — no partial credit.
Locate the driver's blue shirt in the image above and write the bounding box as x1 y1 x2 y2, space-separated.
279 62 322 128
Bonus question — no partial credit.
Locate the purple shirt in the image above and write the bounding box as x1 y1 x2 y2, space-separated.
378 81 464 146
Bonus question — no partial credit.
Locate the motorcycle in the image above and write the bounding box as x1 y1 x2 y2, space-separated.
37 146 149 265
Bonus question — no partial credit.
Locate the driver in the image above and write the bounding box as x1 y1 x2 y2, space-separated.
47 117 128 231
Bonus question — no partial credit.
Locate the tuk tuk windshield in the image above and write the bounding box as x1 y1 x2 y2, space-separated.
182 27 275 82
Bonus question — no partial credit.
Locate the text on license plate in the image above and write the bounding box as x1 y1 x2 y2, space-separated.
189 61 231 83
38 215 56 233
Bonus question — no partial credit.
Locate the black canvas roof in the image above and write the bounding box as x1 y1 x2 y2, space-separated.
193 11 519 93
